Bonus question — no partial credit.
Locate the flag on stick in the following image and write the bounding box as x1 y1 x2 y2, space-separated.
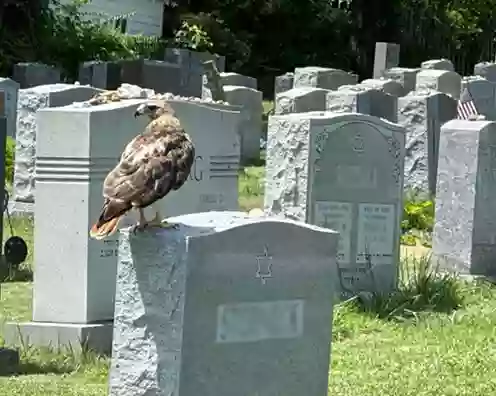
457 87 478 120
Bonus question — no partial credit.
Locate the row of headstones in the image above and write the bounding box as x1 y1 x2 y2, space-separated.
1 71 264 211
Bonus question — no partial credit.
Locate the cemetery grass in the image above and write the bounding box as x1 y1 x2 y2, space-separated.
2 170 496 394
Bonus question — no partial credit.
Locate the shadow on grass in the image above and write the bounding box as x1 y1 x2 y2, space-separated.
2 267 33 282
348 254 464 322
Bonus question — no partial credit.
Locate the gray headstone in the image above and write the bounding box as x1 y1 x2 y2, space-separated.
142 60 182 95
373 42 400 79
265 112 406 296
474 62 496 83
460 76 496 120
0 78 19 138
275 87 328 115
274 72 295 96
415 69 462 99
13 84 102 207
220 72 257 90
78 61 122 90
360 78 404 97
119 59 144 86
433 120 496 276
421 59 455 72
382 67 419 95
398 91 457 195
108 211 338 396
326 87 398 123
13 62 61 88
293 67 358 90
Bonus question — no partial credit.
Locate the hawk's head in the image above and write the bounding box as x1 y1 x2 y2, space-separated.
134 100 175 120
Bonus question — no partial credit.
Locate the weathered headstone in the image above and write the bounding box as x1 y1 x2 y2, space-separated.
0 78 20 138
265 112 406 296
12 84 102 212
275 87 328 115
327 87 398 122
421 59 455 71
4 99 242 352
293 67 358 90
382 67 419 95
415 69 462 99
220 72 257 89
373 42 400 79
13 62 61 88
398 90 457 195
108 211 338 396
360 78 404 97
274 72 295 96
474 62 496 83
433 120 496 276
223 85 263 163
460 76 496 120
78 61 122 90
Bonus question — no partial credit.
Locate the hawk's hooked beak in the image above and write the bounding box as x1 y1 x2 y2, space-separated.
134 103 148 118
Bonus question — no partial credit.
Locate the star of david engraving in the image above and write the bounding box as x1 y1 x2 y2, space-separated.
255 245 273 284
353 133 365 153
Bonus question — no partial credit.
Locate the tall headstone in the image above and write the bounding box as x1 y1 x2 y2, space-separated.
326 87 398 123
359 78 404 97
373 42 400 79
108 212 338 396
0 78 20 138
223 85 263 163
293 67 358 90
12 84 102 213
460 76 496 120
265 112 406 296
433 120 496 276
4 99 242 352
398 90 457 195
13 62 61 88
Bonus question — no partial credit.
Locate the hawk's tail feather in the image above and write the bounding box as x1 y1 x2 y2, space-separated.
89 216 122 240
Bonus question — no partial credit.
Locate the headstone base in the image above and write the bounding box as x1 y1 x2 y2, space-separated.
3 321 113 355
0 347 19 375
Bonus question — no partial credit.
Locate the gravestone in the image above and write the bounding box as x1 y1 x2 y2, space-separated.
78 61 122 90
398 90 457 195
474 62 496 83
421 59 455 71
432 120 496 276
0 78 20 138
416 69 461 99
460 76 496 120
220 72 257 89
360 78 404 97
12 84 102 213
382 67 419 95
142 60 182 96
223 85 263 163
293 67 358 90
164 48 226 97
373 42 400 79
326 87 398 123
275 87 328 115
13 62 61 88
4 99 242 352
108 211 338 396
119 59 144 86
274 72 295 96
265 112 406 296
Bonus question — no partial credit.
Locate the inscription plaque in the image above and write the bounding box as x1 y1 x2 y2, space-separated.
314 201 352 263
356 203 395 264
216 300 304 343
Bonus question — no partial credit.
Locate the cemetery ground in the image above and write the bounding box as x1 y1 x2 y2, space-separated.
0 166 496 395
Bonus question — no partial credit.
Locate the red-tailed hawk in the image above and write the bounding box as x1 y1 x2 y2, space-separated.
89 100 195 239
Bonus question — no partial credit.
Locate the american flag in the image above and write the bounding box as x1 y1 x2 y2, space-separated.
457 88 478 120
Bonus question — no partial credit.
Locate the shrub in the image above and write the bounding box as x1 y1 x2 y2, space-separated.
401 189 434 247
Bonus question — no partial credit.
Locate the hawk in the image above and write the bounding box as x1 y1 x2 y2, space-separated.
89 100 195 239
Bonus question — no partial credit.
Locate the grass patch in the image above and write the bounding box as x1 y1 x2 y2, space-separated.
238 166 264 211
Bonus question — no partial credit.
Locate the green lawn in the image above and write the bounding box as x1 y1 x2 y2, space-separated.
2 166 496 395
